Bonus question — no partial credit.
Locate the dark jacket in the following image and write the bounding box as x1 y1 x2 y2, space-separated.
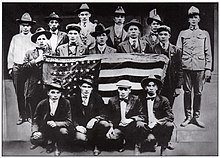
141 33 159 50
32 97 72 133
87 45 116 54
106 94 145 127
69 92 106 127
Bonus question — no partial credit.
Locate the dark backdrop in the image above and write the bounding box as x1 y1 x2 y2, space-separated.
2 2 217 79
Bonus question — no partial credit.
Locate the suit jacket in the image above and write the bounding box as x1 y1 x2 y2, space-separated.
69 92 106 127
106 94 145 127
56 31 68 50
107 26 127 48
32 97 72 133
87 45 116 54
139 94 174 125
56 43 87 56
141 33 159 50
153 43 183 90
117 39 152 54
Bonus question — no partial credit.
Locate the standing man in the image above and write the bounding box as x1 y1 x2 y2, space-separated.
7 12 36 125
107 6 127 49
153 25 183 108
117 19 151 54
106 80 145 155
88 23 116 54
139 75 174 154
56 24 87 56
44 12 68 52
176 6 212 128
141 9 163 50
75 3 96 49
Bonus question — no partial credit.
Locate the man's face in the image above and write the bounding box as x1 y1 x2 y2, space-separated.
36 34 48 48
80 83 93 97
114 14 125 25
118 87 131 99
48 19 59 32
48 89 61 101
158 31 170 44
96 33 108 46
20 23 31 35
127 25 140 39
150 20 160 32
78 11 91 22
188 15 200 26
68 30 80 43
145 81 158 96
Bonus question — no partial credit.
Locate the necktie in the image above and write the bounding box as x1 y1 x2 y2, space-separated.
82 96 88 106
146 97 155 101
119 98 128 104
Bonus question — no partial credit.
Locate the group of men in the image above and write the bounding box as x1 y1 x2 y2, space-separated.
7 3 212 156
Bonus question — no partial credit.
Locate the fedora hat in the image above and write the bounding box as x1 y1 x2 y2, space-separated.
116 80 132 88
45 79 63 91
66 24 81 33
16 12 36 25
114 6 126 15
75 3 93 14
141 75 163 89
90 23 110 37
123 19 143 32
157 25 171 34
147 9 163 25
31 27 52 43
44 12 63 23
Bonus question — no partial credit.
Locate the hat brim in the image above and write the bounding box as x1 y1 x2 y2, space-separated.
90 29 110 37
44 17 63 23
141 78 162 89
45 83 63 91
78 79 94 86
188 13 200 17
31 31 52 43
114 12 126 16
75 9 93 14
157 28 171 34
66 26 81 33
16 19 36 25
124 22 143 32
147 17 163 25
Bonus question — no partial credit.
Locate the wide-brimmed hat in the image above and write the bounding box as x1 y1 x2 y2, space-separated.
116 80 132 88
141 75 163 89
66 24 81 33
31 27 52 43
147 9 163 25
188 6 200 16
75 3 93 14
44 12 63 23
90 23 110 37
78 78 94 86
16 12 36 25
157 25 171 34
45 79 63 91
123 19 143 32
114 6 126 16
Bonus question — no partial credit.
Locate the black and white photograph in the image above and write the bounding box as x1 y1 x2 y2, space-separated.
2 1 218 156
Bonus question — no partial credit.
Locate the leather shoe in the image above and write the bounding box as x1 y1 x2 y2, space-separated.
191 118 205 128
46 144 55 153
166 142 175 150
93 149 101 156
16 118 26 125
134 146 141 155
180 118 191 127
54 148 61 156
118 147 125 152
30 145 38 150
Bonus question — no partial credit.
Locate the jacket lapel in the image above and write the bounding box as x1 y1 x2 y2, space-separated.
153 95 161 109
109 27 115 45
123 40 130 53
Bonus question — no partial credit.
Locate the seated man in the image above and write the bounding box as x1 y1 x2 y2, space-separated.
30 81 72 156
69 78 109 156
106 80 145 155
138 75 174 154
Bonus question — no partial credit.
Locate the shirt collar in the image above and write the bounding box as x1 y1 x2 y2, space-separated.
189 25 199 31
50 30 58 35
160 42 169 50
129 38 138 45
98 44 106 52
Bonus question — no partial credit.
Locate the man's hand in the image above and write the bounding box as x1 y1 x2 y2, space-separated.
173 88 182 97
205 69 211 82
8 69 13 78
47 120 57 128
106 127 115 139
119 118 133 126
136 121 148 130
86 118 98 129
32 132 42 139
35 53 45 63
76 125 87 134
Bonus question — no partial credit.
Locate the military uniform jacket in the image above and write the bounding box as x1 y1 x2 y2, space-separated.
153 43 183 89
87 45 116 54
56 43 87 56
32 97 72 133
107 26 127 48
176 27 212 70
106 94 145 127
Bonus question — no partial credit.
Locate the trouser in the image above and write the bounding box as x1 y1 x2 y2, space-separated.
12 64 26 119
161 87 175 109
183 70 204 118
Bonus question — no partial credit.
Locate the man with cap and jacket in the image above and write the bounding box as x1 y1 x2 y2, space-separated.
176 6 212 128
44 12 68 52
138 75 174 155
7 12 36 125
117 19 151 54
22 27 55 123
153 25 183 108
75 3 96 49
87 23 116 54
106 80 145 155
141 9 163 50
56 24 87 56
30 81 72 156
106 6 127 49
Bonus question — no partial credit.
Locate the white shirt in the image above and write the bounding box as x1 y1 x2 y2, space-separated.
146 94 157 128
98 44 107 54
50 30 58 51
114 24 123 38
49 99 59 116
129 38 138 48
81 94 91 106
120 100 127 121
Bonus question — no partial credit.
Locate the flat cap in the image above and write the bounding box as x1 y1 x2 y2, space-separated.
157 25 171 34
116 80 132 88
